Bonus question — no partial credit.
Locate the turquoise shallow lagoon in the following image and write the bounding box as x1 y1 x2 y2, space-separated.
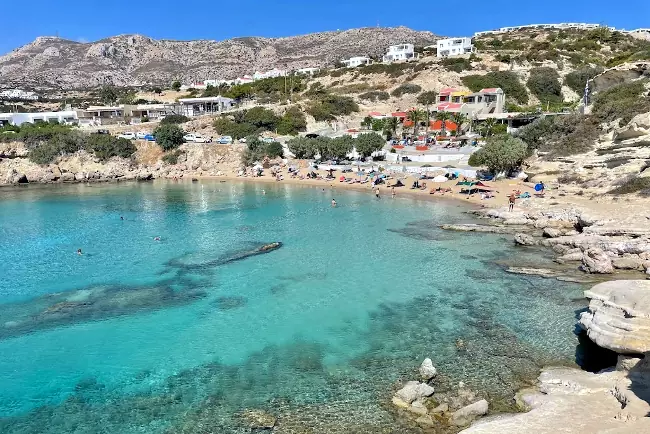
0 181 586 432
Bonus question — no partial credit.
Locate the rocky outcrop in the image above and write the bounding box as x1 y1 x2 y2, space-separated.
589 61 650 96
579 280 650 354
514 233 537 246
393 381 435 405
581 248 615 274
440 224 522 234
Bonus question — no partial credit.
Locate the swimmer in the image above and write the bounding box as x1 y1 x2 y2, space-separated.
77 249 82 255
120 216 124 220
154 236 161 241
262 189 266 195
331 199 337 207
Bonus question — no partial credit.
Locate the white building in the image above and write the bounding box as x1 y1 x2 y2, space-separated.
0 110 77 126
235 75 254 85
436 37 475 57
296 67 320 76
474 23 614 37
382 44 418 63
253 68 287 80
0 89 39 101
342 56 371 68
177 96 235 117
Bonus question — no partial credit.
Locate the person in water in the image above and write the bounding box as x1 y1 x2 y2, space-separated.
120 216 124 220
331 199 337 207
154 236 161 241
391 186 395 198
77 249 82 255
375 187 381 199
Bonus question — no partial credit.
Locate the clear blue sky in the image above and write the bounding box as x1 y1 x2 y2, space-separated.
1 0 648 55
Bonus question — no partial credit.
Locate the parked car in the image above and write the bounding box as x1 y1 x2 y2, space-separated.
143 134 155 141
136 132 150 140
238 137 247 143
261 137 275 143
183 133 211 143
217 136 233 144
94 129 110 135
117 132 136 140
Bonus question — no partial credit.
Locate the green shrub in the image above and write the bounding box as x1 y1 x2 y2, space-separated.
564 66 604 94
162 150 183 165
416 90 438 105
391 83 422 97
306 94 358 121
591 80 650 125
527 67 563 103
86 135 136 161
154 124 185 151
608 175 650 195
462 71 529 104
468 134 527 173
441 57 472 72
359 91 390 102
494 53 512 64
276 106 307 135
241 136 284 166
160 114 190 125
515 114 600 157
356 63 413 77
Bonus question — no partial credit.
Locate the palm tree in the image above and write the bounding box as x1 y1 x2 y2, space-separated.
407 109 423 137
361 116 373 130
481 118 497 137
383 116 399 139
434 111 451 136
451 112 467 136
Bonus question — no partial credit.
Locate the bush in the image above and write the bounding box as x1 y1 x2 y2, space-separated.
241 136 284 166
324 136 355 160
416 91 438 106
160 114 190 125
591 80 650 125
462 71 529 104
162 150 183 165
359 91 390 102
171 81 181 92
86 135 136 161
608 175 650 195
515 114 600 157
306 94 358 121
276 106 307 136
154 124 185 151
564 66 604 94
27 129 136 164
391 83 422 97
527 67 563 103
355 132 385 157
441 57 472 72
468 134 527 173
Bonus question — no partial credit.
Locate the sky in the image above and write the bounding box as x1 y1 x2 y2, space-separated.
1 0 649 55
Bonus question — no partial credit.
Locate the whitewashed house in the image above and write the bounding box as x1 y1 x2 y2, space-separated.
296 67 320 76
436 37 475 57
382 44 418 63
177 96 235 117
0 110 77 126
235 75 254 85
0 89 39 101
341 56 371 68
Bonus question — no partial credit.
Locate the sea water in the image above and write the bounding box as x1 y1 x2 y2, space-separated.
0 181 586 433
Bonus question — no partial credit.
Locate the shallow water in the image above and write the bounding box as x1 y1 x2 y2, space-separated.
0 181 585 433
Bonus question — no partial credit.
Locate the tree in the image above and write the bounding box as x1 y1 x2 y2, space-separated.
171 81 181 92
416 90 438 106
325 136 355 160
287 137 317 159
468 134 527 174
355 132 385 158
527 67 563 104
243 107 280 130
383 117 399 139
407 109 423 136
277 106 307 135
361 116 373 130
479 118 497 137
451 112 467 136
98 85 118 105
154 124 185 151
434 111 451 136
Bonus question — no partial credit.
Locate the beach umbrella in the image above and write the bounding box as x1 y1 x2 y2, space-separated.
433 175 448 183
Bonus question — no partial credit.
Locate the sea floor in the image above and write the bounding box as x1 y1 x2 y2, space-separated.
0 181 586 433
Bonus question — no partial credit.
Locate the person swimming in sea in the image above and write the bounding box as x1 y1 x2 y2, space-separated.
331 199 337 207
120 216 124 220
154 236 161 241
77 249 82 255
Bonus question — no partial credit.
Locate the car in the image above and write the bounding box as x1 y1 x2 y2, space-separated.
143 134 155 141
183 133 211 143
117 132 136 140
261 137 275 143
136 132 150 140
238 137 247 143
94 129 110 135
217 136 233 144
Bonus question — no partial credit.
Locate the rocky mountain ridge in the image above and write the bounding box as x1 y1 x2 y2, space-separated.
0 27 438 89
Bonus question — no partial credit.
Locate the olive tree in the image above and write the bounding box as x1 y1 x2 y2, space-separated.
154 124 185 151
355 132 385 158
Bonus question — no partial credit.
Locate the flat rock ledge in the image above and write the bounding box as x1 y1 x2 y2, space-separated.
579 280 650 354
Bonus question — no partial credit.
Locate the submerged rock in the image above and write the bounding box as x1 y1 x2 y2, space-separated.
240 409 277 429
394 381 435 404
514 233 537 246
419 358 437 381
505 267 561 278
440 224 519 234
213 296 247 310
451 399 488 426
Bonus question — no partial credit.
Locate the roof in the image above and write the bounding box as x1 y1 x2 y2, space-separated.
178 96 234 104
368 111 383 116
391 112 407 118
479 88 503 93
85 105 124 111
437 103 463 111
439 88 457 95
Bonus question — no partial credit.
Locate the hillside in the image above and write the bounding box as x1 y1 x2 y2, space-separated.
0 27 438 89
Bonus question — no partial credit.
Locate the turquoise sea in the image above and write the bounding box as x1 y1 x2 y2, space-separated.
0 181 586 433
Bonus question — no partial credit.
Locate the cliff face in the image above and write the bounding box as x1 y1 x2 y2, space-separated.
0 27 438 89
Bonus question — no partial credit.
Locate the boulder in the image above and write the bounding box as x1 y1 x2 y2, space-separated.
74 172 85 181
612 254 644 270
394 381 435 404
577 212 599 228
415 415 434 427
514 233 537 246
450 399 489 426
407 399 429 416
60 172 75 182
419 358 437 381
543 227 563 238
581 248 614 274
52 166 62 178
579 280 650 354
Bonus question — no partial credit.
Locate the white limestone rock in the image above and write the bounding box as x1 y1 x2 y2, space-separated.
451 399 489 426
581 248 614 274
514 233 536 246
579 280 650 354
394 381 435 404
419 358 437 381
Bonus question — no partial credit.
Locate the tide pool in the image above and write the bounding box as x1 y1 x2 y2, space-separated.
0 181 585 433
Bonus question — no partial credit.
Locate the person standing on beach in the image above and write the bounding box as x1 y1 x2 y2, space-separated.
508 194 516 211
